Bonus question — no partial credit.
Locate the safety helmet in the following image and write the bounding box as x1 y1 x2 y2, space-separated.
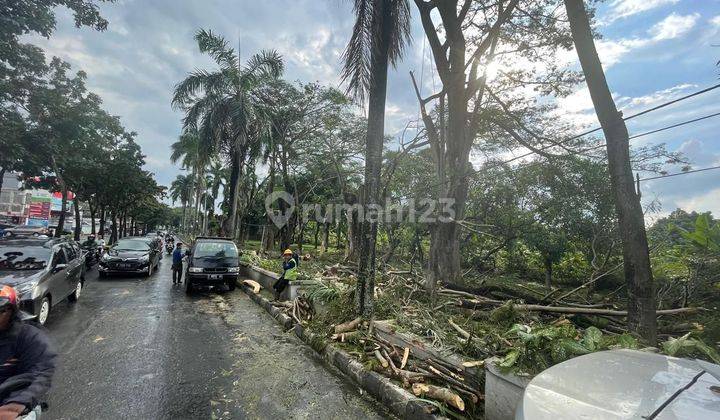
282 249 293 256
0 286 18 311
88 234 95 240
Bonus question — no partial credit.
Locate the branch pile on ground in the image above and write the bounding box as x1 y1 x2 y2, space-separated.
327 321 483 415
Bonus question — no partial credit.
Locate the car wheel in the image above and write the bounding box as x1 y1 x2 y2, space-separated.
68 280 82 302
37 297 50 326
227 281 236 291
185 279 193 294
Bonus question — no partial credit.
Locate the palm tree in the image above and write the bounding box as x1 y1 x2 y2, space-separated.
342 0 411 316
170 128 210 234
169 174 195 233
172 29 284 238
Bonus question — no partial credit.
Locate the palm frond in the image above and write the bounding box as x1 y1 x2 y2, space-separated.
341 0 374 101
194 29 237 68
341 0 411 101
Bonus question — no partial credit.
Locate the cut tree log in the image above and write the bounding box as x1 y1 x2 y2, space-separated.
462 360 484 368
375 350 389 368
412 383 465 411
334 317 363 334
457 299 705 316
242 280 262 294
400 347 410 369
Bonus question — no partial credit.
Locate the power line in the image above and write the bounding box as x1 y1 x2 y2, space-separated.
427 82 720 188
622 83 720 121
638 165 720 182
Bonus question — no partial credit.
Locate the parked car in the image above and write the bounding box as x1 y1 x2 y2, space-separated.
185 237 240 294
2 225 50 237
0 237 85 325
144 234 163 260
0 223 16 237
515 349 720 420
98 236 161 277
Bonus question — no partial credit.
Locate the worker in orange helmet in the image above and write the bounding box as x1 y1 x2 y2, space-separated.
272 249 298 300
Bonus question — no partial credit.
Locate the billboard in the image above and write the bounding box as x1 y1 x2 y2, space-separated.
27 196 51 227
51 191 74 212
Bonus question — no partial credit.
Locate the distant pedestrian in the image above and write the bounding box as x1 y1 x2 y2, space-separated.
172 242 184 285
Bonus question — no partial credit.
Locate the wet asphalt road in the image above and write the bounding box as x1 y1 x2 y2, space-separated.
42 252 388 419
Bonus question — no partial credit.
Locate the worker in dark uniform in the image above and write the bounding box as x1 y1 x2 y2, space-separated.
0 285 56 419
172 242 184 285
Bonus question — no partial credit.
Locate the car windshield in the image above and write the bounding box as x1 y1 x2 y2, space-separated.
0 245 51 270
193 242 238 259
114 240 150 251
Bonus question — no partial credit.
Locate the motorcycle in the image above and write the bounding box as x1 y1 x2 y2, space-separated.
0 373 44 419
165 242 174 255
82 245 102 268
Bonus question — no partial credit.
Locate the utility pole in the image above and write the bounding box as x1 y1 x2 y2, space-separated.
564 0 657 343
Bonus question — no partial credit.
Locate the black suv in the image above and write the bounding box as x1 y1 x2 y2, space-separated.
185 237 240 294
0 236 85 325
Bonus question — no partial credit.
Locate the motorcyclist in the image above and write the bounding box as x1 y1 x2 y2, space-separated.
0 286 56 419
81 234 97 249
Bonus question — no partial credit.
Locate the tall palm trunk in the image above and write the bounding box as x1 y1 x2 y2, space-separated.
193 167 205 234
224 144 244 237
356 0 393 316
565 0 656 343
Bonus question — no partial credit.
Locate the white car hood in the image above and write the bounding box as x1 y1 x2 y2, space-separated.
517 349 720 420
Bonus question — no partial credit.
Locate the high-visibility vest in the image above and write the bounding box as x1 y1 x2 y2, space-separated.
284 258 298 280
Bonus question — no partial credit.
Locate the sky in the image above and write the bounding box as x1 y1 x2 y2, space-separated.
27 0 720 221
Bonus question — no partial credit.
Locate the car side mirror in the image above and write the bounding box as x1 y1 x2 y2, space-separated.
52 263 67 274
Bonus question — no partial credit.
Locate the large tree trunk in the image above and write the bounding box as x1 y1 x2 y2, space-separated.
89 202 96 235
356 0 392 316
0 167 5 194
110 212 118 244
73 198 81 241
320 220 330 253
544 258 553 288
99 206 106 240
565 0 656 343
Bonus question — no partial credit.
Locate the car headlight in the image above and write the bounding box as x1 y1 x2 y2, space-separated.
227 267 240 273
15 282 39 299
102 253 111 261
140 255 150 262
188 267 203 273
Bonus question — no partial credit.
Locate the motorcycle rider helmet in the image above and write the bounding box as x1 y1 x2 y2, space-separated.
0 285 18 312
88 234 95 241
0 285 40 321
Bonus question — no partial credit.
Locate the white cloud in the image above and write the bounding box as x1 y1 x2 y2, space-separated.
615 83 696 109
606 0 680 22
595 38 650 67
676 188 720 216
648 13 700 41
711 16 720 27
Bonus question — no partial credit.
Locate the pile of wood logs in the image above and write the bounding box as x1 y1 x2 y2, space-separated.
272 296 314 324
330 319 482 413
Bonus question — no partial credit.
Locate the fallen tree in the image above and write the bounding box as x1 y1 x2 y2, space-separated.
457 299 706 317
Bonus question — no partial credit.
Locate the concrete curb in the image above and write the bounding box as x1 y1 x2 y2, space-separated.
238 281 439 420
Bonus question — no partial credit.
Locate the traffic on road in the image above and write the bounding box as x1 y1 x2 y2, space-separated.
0 232 385 419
